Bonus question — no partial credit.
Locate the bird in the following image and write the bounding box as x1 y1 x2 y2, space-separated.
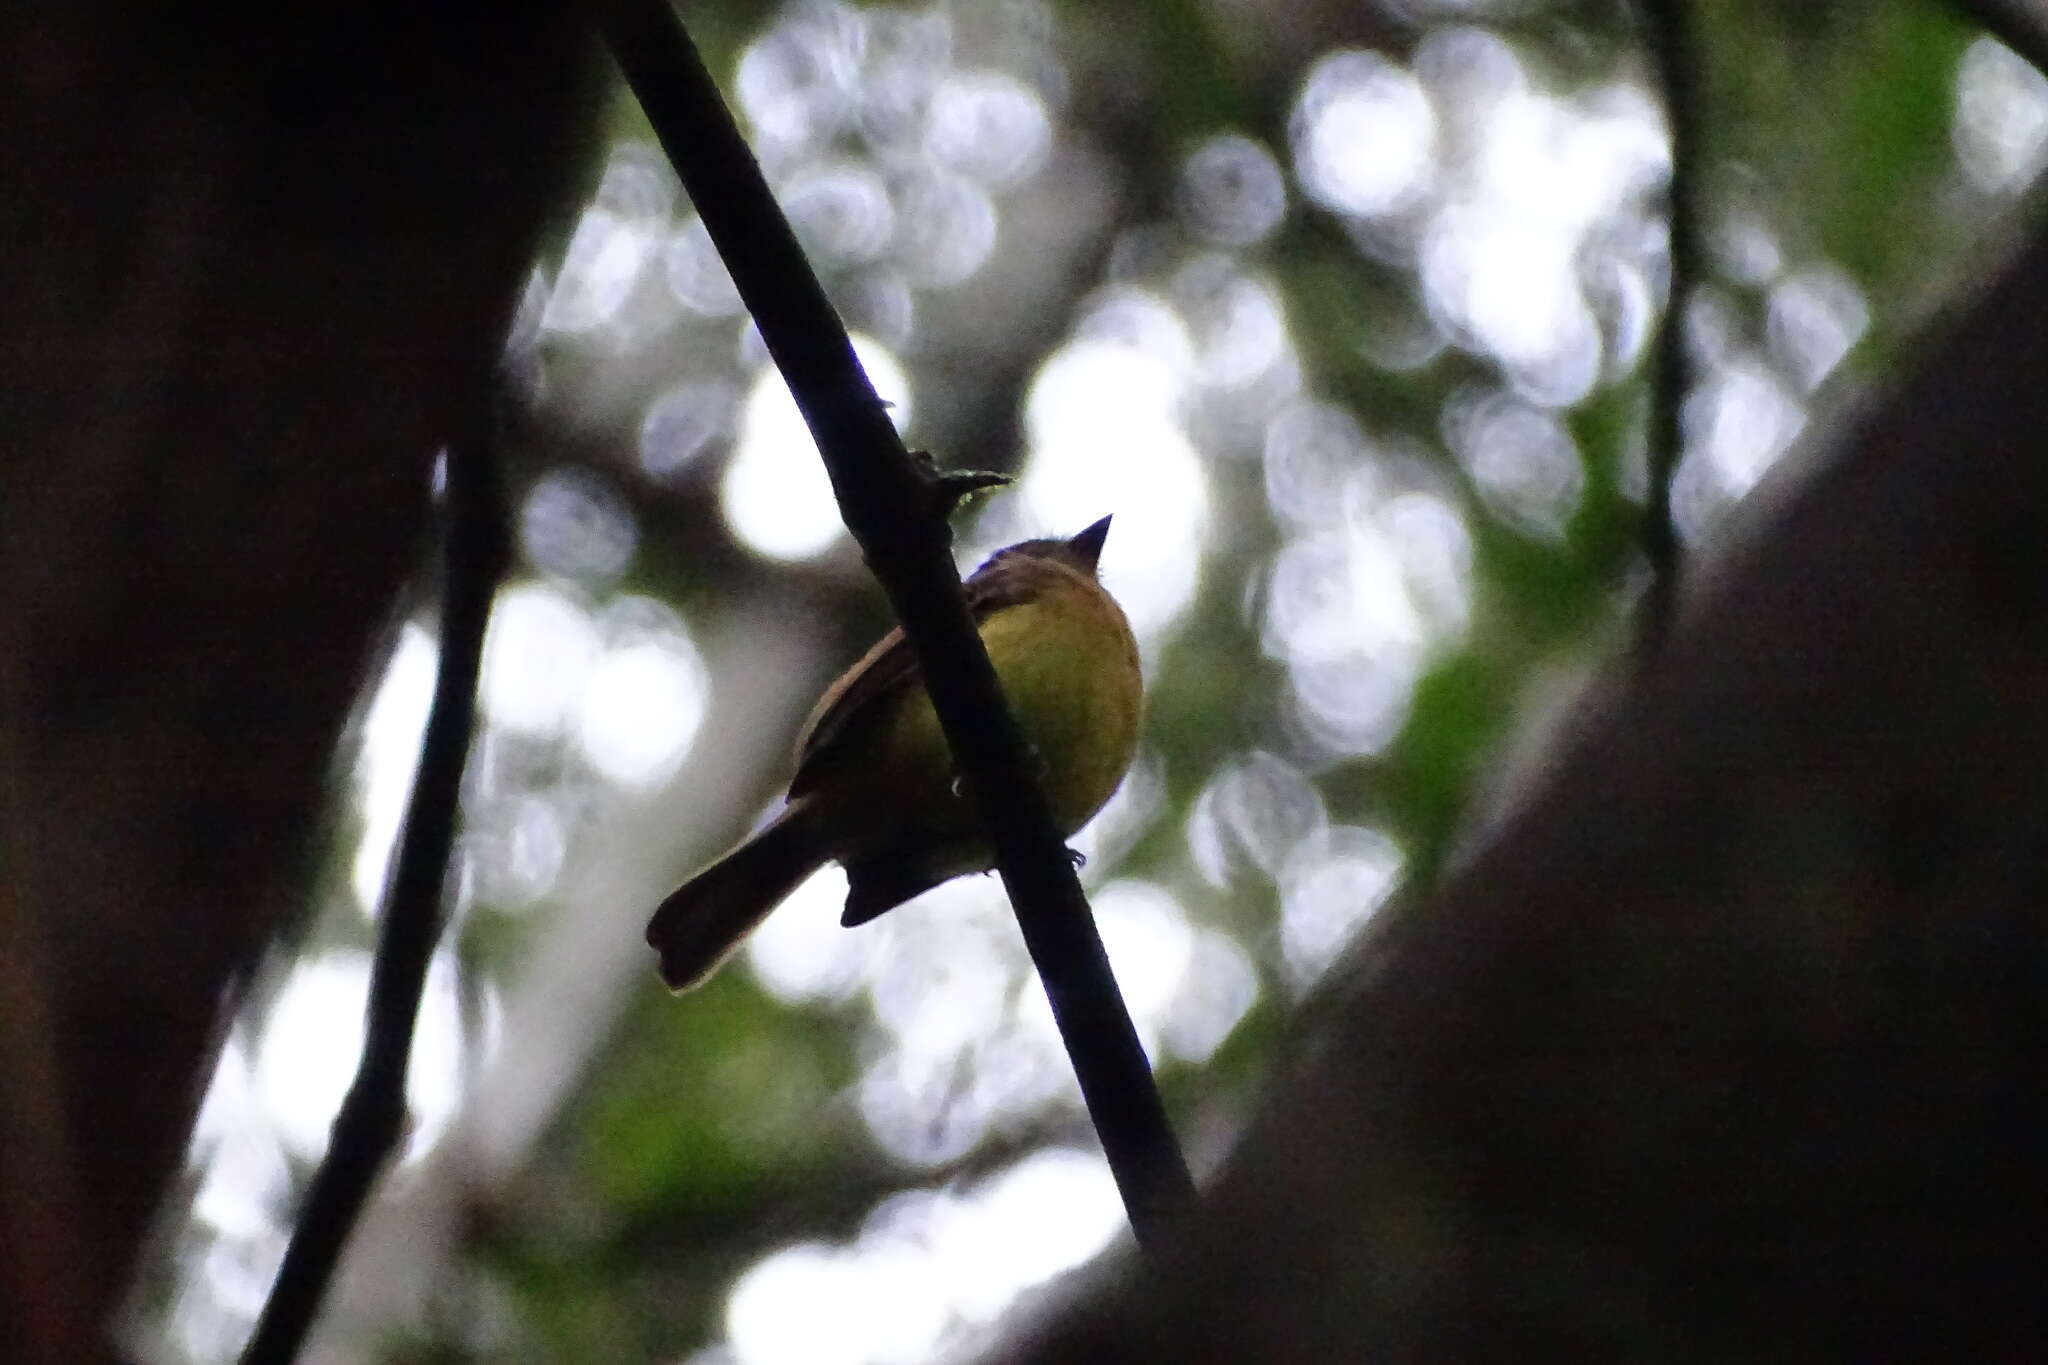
647 515 1143 991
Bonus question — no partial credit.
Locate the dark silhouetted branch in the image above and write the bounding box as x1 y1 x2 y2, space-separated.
600 0 1196 1249
240 438 509 1365
1639 0 1700 652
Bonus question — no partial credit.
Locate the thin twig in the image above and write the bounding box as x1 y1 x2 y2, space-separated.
1639 0 1699 653
240 439 508 1364
600 0 1196 1247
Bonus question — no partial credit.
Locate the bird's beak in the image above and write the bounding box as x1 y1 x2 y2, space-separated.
1068 515 1112 571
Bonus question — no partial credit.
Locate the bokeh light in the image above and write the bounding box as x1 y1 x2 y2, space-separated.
1420 34 1667 404
1442 388 1584 538
1766 266 1869 394
722 1148 1123 1365
1179 133 1288 246
1287 30 1670 408
249 949 496 1161
540 143 677 341
895 169 1002 286
1683 353 1807 504
1187 750 1328 887
350 623 437 912
1011 299 1211 642
781 159 897 266
1279 825 1404 987
665 215 747 318
480 581 605 734
520 467 638 586
1955 37 2048 193
1261 476 1473 757
572 596 711 789
723 334 911 560
926 70 1053 189
745 862 875 1005
639 376 742 479
1293 51 1438 218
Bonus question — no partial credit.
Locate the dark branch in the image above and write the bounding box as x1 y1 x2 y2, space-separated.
600 0 1196 1246
1638 0 1700 653
240 438 508 1365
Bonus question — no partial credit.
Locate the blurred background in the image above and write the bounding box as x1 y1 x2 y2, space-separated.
134 0 2044 1359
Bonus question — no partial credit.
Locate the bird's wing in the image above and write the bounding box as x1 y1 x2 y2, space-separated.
789 556 1041 796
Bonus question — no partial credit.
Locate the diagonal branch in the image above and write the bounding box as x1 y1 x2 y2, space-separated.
600 0 1196 1247
239 436 509 1365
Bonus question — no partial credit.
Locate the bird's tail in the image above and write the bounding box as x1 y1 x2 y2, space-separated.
646 804 827 991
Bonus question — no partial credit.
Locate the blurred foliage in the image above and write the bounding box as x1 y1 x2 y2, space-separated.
150 1 2048 1362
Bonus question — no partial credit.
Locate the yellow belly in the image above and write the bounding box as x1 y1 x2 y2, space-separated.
822 572 1143 866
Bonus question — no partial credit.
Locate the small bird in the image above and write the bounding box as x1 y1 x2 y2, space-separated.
648 515 1143 991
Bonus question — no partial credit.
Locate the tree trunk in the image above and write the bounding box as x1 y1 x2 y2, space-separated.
0 9 594 1359
1004 220 2048 1362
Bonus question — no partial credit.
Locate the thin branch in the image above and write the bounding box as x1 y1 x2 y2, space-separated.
240 438 508 1365
1639 0 1700 652
600 0 1196 1247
